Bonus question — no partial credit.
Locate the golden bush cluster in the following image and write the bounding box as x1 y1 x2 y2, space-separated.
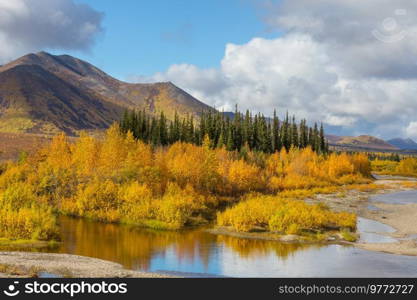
0 181 58 240
371 157 417 177
217 194 356 234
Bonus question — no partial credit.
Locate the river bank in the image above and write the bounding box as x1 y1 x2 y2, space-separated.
0 252 170 278
311 176 417 256
208 176 417 255
356 193 417 256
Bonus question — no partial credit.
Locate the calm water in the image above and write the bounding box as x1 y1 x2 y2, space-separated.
371 190 417 205
357 217 397 244
43 215 417 278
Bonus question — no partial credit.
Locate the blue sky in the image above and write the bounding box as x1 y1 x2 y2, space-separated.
61 0 275 80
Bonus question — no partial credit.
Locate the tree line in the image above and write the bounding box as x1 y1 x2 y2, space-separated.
119 108 329 154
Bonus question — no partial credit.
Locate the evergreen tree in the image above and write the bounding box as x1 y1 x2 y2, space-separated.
119 108 328 154
319 123 326 154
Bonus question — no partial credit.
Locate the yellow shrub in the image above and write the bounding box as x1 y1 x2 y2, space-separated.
0 182 36 208
218 195 356 234
327 153 354 178
0 182 59 241
154 183 207 228
371 159 398 173
0 205 59 240
119 181 153 221
395 158 417 176
224 159 264 193
350 154 371 177
74 179 120 222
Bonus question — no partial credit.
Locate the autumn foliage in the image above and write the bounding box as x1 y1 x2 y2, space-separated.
0 125 371 240
217 194 356 234
371 157 417 177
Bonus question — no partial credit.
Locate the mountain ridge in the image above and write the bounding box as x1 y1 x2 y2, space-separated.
326 134 399 151
0 52 212 135
387 138 417 150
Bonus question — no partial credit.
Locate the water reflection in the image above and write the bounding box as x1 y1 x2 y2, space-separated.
50 216 417 277
217 235 320 260
55 216 320 274
57 216 215 271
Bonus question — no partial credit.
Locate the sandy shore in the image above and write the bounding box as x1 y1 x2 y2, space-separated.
0 252 170 278
356 201 417 256
343 175 417 256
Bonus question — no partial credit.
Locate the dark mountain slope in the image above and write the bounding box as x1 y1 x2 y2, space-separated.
0 52 214 134
0 64 123 134
387 138 417 150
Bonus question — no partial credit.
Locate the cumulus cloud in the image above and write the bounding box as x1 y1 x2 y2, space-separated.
263 0 417 80
133 0 417 139
406 122 417 139
0 0 103 63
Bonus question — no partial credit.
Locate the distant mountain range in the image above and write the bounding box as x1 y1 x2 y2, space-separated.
326 135 417 152
387 138 417 150
326 135 399 151
0 52 212 135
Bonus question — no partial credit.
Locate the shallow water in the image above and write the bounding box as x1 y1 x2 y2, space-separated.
38 272 62 278
367 204 380 211
371 190 417 205
357 217 397 244
41 216 417 277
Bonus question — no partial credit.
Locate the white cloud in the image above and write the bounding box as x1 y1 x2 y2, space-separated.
0 0 103 63
132 0 417 139
264 0 417 79
406 122 417 139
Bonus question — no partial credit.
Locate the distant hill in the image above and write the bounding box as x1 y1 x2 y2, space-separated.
326 134 399 151
387 138 417 150
0 52 213 135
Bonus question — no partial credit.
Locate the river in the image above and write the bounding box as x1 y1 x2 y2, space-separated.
41 209 417 277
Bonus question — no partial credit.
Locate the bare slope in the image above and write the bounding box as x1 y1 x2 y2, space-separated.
326 135 399 151
0 52 213 135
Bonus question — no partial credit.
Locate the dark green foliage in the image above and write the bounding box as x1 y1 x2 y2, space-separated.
368 152 401 162
120 109 329 154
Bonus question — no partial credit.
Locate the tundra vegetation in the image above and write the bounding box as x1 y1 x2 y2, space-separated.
0 112 375 243
371 156 417 177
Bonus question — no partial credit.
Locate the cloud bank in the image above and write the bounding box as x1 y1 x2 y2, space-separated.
0 0 103 63
138 0 417 139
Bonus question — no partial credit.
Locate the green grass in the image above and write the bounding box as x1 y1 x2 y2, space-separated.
341 230 358 242
0 238 59 249
140 219 181 230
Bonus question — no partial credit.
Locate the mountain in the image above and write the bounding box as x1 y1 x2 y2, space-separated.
326 135 399 151
387 138 417 150
0 52 212 135
325 134 344 144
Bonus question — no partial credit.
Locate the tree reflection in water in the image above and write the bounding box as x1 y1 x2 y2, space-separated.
54 216 321 272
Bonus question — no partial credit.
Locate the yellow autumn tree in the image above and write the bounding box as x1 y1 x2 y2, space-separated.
97 124 128 176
